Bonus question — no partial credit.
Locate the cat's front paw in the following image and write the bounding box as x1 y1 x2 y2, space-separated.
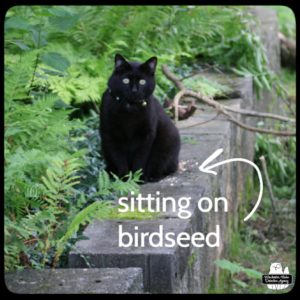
142 174 163 183
147 176 163 183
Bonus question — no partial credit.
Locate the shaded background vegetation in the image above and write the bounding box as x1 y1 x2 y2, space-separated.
4 5 295 293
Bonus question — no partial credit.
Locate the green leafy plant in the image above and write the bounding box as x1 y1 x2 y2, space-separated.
215 259 263 289
215 259 262 279
5 6 285 105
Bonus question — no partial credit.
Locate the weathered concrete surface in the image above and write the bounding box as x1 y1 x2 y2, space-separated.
5 268 143 294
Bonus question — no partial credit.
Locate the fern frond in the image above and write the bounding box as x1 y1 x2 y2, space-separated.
5 50 40 103
98 170 111 195
41 157 81 205
53 199 113 266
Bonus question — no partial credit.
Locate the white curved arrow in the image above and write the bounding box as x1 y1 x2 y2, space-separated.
199 148 263 222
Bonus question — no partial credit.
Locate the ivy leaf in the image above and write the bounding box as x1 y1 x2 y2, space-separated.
5 16 32 31
49 12 79 31
40 52 70 72
30 26 47 48
48 7 72 17
11 40 30 51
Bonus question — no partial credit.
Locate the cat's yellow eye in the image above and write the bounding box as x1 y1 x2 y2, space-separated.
122 78 130 84
139 79 146 85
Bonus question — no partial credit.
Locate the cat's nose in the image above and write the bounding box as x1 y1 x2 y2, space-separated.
132 85 138 93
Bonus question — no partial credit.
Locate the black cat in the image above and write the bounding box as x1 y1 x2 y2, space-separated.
100 54 180 182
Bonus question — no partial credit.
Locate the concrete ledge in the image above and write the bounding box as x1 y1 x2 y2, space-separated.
5 268 143 294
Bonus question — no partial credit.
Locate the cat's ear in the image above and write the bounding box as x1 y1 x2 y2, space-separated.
115 54 129 69
140 57 157 75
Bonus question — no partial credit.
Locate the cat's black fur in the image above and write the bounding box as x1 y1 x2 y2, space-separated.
100 54 180 182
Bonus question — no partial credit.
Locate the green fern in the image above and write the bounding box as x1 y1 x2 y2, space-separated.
5 157 84 271
41 158 81 205
4 51 37 104
46 70 102 104
97 169 142 198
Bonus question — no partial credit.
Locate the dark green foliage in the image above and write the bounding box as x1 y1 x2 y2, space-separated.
5 6 285 104
69 113 105 198
214 259 262 285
